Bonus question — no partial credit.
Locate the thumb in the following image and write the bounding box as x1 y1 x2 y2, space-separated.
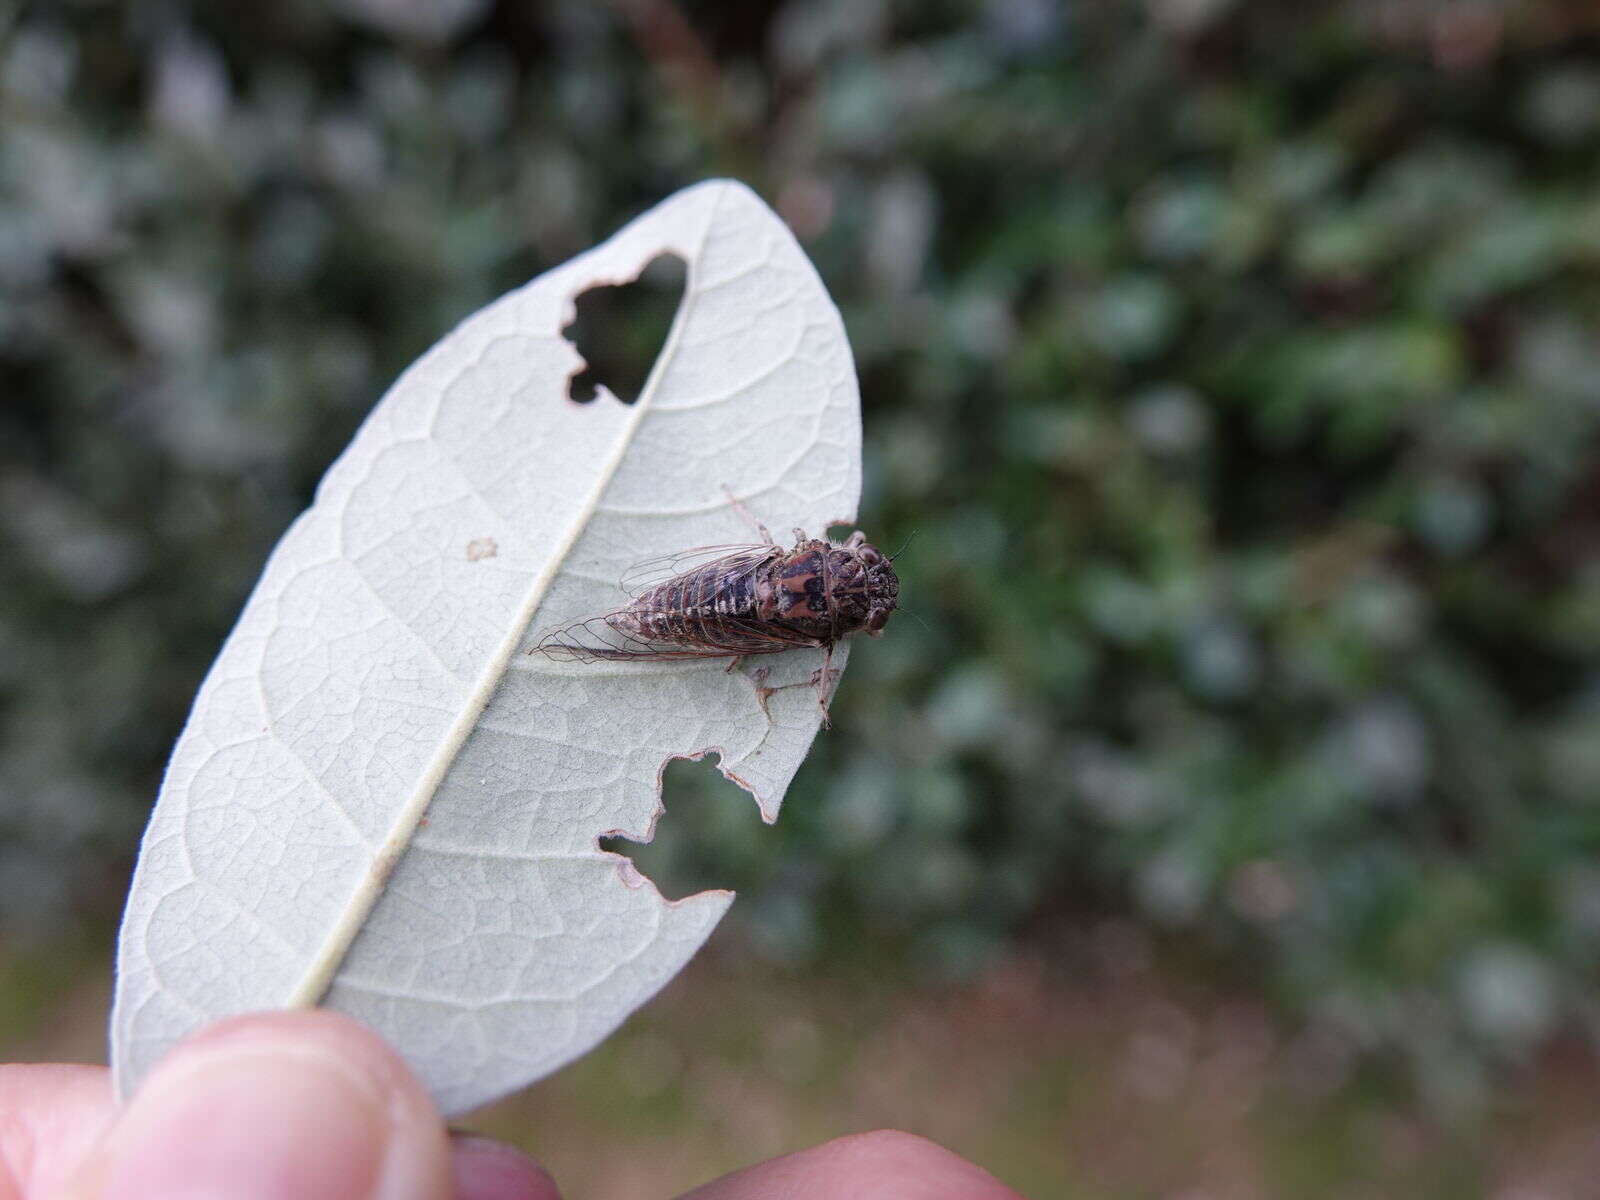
61 1010 452 1200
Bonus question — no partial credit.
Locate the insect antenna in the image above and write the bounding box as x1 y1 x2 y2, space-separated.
888 531 917 561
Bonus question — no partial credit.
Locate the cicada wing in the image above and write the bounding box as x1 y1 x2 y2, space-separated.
710 616 829 652
619 544 777 598
530 609 671 662
531 608 825 664
625 615 827 657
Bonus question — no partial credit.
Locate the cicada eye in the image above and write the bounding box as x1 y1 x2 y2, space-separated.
859 545 883 566
867 608 889 632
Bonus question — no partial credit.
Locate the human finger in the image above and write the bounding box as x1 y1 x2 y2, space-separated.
678 1130 1025 1200
56 1010 451 1200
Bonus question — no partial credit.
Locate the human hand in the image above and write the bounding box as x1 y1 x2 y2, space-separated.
1 1011 1020 1199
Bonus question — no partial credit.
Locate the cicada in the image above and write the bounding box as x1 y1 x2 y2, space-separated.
531 524 899 726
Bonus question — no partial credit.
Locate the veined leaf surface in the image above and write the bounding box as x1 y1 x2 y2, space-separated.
111 180 860 1115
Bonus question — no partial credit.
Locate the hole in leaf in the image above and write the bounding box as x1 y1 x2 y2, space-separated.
563 252 687 404
601 755 780 901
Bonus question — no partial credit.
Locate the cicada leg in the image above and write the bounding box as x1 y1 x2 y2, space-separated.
813 643 839 728
721 485 776 546
748 648 841 729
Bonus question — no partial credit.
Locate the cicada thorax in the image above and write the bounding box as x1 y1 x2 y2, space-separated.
758 540 874 642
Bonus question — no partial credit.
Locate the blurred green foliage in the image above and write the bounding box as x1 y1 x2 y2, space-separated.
4 0 1600 1110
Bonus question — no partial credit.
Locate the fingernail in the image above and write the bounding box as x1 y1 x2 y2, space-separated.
90 1040 392 1200
450 1134 562 1200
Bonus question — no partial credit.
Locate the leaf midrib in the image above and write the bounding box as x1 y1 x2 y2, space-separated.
284 197 713 1008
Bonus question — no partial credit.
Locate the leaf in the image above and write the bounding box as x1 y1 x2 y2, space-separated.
110 180 861 1115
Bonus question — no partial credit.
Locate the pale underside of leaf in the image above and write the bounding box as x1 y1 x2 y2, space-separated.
111 180 861 1114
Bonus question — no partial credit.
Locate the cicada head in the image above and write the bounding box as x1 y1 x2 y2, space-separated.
847 538 899 637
